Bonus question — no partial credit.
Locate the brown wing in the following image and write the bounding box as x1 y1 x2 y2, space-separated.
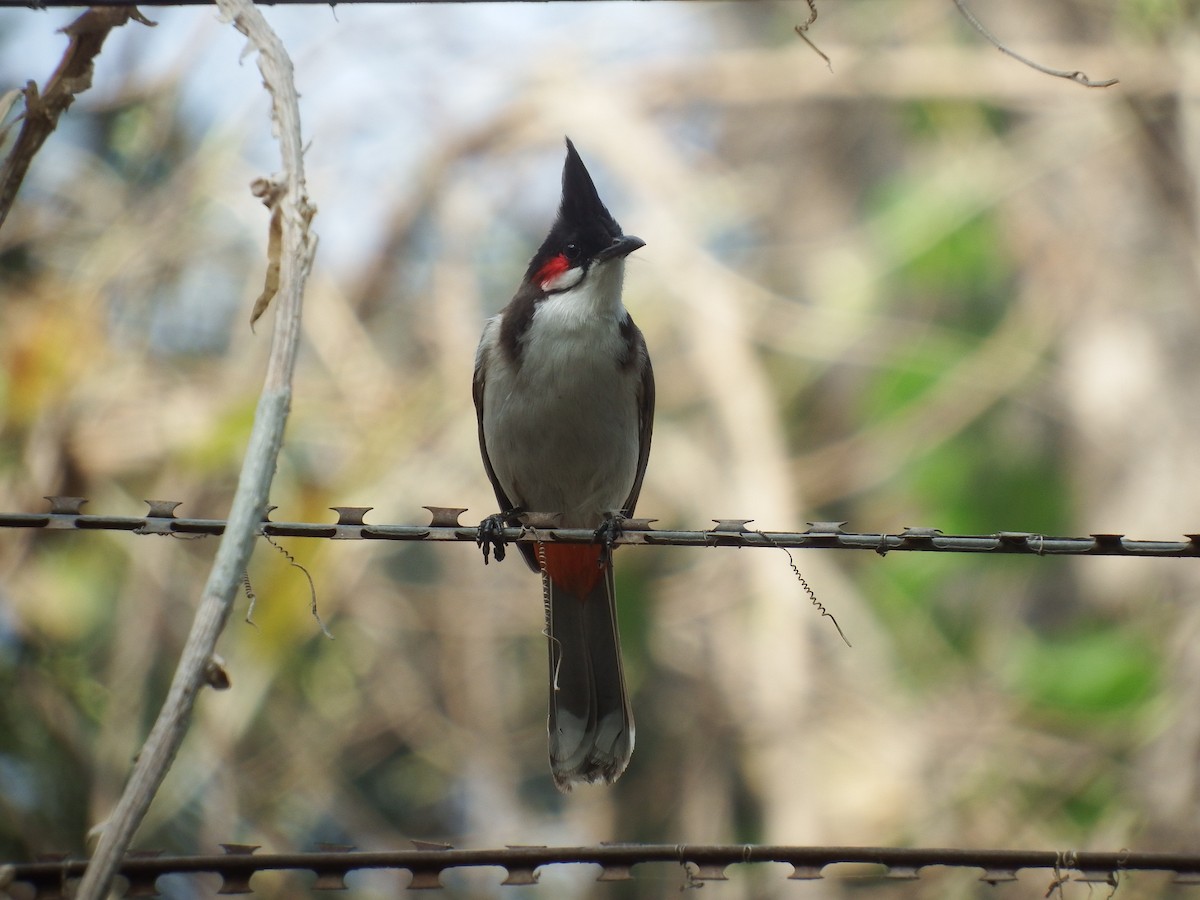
620 324 654 518
473 342 517 515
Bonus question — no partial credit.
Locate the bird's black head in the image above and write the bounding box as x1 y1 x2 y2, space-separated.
524 138 645 294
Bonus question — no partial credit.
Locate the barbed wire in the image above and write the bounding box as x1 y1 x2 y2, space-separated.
1 497 1197 558
5 843 1200 896
8 0 731 7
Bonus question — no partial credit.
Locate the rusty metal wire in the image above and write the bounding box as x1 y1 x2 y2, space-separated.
1 497 1198 558
8 0 706 7
6 843 1200 895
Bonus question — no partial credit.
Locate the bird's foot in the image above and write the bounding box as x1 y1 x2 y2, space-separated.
476 508 523 565
593 513 627 566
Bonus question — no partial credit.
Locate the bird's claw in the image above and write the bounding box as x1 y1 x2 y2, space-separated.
476 509 522 565
594 513 627 565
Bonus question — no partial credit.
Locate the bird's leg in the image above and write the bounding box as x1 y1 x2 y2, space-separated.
476 507 523 565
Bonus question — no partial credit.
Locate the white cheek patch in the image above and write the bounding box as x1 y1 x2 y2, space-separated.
542 266 585 293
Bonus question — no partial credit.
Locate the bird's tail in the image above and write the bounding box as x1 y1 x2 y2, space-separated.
539 542 634 790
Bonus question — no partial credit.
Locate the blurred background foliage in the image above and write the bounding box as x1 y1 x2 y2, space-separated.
3 0 1200 896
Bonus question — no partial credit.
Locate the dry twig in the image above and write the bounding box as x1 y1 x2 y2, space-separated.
953 0 1118 88
74 1 318 896
0 7 155 233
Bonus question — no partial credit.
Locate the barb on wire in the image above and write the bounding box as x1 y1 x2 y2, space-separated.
4 499 1200 560
5 843 1199 896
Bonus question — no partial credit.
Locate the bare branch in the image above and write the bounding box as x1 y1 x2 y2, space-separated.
953 0 1118 88
74 1 318 896
0 7 155 233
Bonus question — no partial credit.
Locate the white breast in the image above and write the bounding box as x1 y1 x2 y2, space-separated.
480 260 641 528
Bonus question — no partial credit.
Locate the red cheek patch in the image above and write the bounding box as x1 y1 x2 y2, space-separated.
536 253 570 289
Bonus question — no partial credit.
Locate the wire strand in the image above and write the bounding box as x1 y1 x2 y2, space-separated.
8 501 1199 559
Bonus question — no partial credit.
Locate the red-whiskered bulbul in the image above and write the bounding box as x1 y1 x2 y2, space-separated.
473 138 653 790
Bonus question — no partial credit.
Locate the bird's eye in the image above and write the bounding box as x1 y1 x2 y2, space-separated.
563 243 580 261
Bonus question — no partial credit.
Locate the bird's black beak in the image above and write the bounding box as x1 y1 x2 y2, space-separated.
595 235 646 262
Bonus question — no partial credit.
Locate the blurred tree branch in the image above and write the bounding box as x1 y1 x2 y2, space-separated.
0 6 155 233
74 0 317 896
952 0 1118 88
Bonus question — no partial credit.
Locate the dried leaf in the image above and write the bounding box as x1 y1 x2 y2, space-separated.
249 204 282 329
249 176 286 329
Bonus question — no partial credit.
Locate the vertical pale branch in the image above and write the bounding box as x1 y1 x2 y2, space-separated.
75 2 316 898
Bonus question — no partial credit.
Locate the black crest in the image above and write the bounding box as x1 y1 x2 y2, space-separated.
524 138 625 283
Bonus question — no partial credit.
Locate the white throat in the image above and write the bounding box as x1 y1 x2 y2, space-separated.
540 257 627 324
